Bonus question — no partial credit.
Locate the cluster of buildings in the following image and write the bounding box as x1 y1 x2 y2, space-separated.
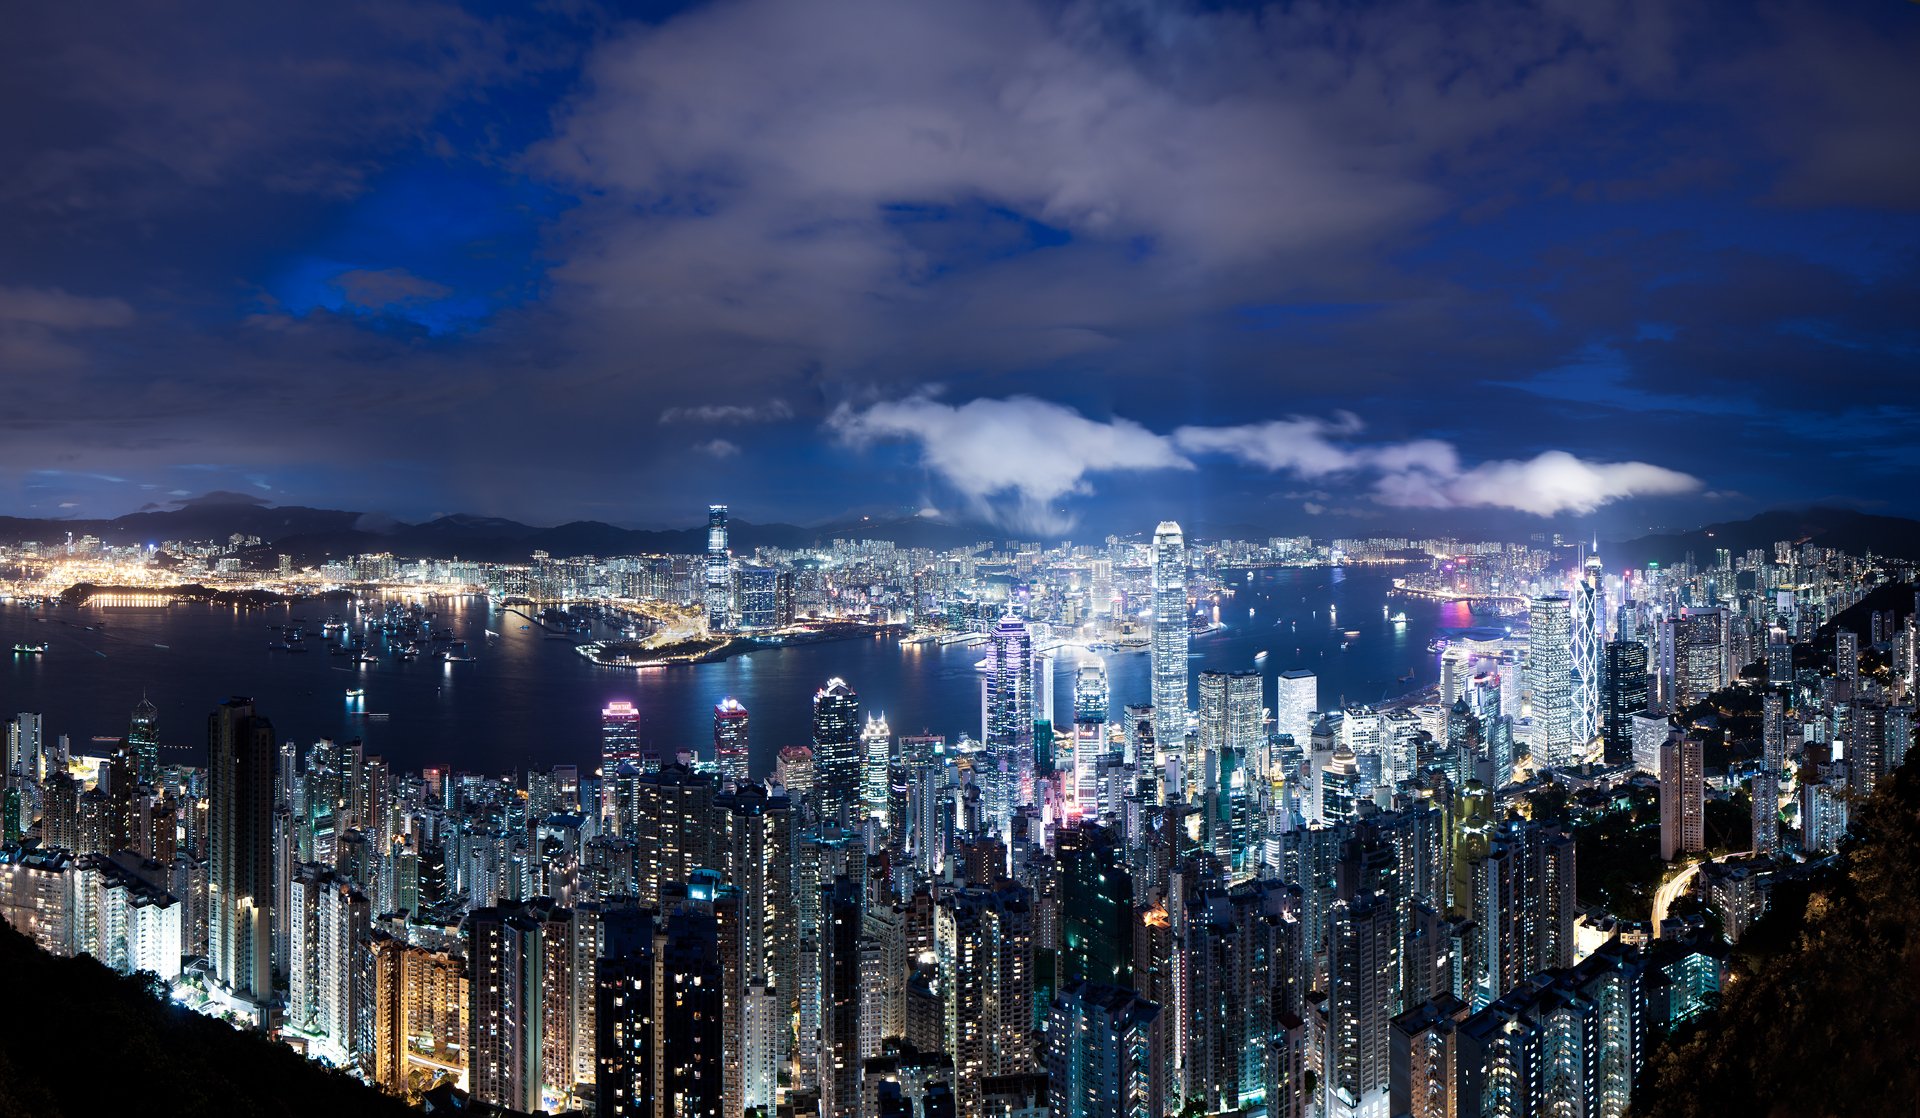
0 517 1913 1118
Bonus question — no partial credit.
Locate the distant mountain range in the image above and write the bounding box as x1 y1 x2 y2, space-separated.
0 493 996 563
4 495 1917 565
1608 506 1920 567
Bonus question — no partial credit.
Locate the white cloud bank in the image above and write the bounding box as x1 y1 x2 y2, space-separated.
833 396 1700 528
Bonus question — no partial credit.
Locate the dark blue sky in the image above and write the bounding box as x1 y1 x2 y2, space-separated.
4 0 1917 538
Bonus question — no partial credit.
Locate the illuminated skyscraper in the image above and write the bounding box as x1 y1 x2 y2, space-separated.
1275 670 1317 760
1659 735 1704 862
1601 640 1650 764
208 697 275 1020
602 701 642 770
1571 550 1605 746
813 679 861 827
1526 595 1576 769
714 698 750 785
1672 609 1726 707
1071 659 1109 817
983 610 1034 827
706 503 732 631
1150 521 1190 781
129 695 159 786
862 712 893 824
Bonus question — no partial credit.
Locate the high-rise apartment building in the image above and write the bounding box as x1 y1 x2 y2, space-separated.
714 698 750 786
208 698 275 1019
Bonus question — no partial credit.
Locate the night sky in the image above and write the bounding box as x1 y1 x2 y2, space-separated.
5 1 1918 538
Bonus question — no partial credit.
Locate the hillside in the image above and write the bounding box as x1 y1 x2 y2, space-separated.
1612 506 1920 568
0 921 414 1118
1631 760 1920 1117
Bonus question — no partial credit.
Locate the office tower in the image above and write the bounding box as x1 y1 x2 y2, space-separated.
208 698 275 1019
1659 735 1704 863
1630 713 1669 778
706 503 732 630
1324 891 1395 1118
1601 639 1650 764
1673 609 1726 707
1150 522 1191 778
1321 749 1361 826
1526 595 1576 769
983 610 1035 826
1571 550 1605 746
469 903 546 1113
937 884 1034 1118
714 698 750 786
602 700 643 773
1058 824 1133 988
129 696 159 786
1047 981 1165 1118
862 713 893 825
1198 670 1263 771
1072 659 1109 817
814 679 861 827
1274 670 1316 771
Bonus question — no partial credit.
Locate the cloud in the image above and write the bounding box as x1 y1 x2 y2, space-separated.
1172 414 1366 477
659 400 795 425
840 396 1701 525
331 267 452 310
0 286 135 328
829 395 1191 531
695 438 741 459
1370 451 1701 515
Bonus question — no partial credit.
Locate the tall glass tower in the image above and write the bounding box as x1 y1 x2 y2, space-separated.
1571 547 1604 747
1150 521 1190 786
1071 658 1109 818
1527 594 1576 769
714 697 750 785
705 503 731 631
812 678 860 826
983 609 1034 828
129 695 159 785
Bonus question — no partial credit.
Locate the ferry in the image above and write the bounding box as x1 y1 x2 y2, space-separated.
345 688 365 698
12 642 47 655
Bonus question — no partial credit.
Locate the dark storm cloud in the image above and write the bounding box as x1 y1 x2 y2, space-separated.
0 0 1916 530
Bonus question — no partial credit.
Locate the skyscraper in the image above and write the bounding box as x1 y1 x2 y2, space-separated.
862 712 893 825
1673 609 1726 707
1571 550 1605 746
1274 670 1317 774
1601 639 1650 764
814 678 861 827
1659 735 1704 863
1047 981 1166 1118
128 696 159 786
714 697 750 786
1526 595 1576 769
602 700 642 770
208 697 275 1018
1071 658 1109 817
706 503 732 631
1150 522 1190 781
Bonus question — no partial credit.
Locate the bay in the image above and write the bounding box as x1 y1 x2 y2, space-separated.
0 567 1477 778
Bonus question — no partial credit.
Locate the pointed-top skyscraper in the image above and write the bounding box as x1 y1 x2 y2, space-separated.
1150 521 1190 785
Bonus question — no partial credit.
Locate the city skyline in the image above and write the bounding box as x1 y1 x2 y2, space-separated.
4 2 1918 532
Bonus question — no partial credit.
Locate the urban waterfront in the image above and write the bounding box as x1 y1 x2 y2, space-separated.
0 567 1467 778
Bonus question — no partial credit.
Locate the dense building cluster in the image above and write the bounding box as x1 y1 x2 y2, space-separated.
1 520 1914 1118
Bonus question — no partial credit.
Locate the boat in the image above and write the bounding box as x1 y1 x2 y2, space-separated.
11 643 47 655
1343 629 1361 639
345 688 365 698
1254 649 1268 665
1390 612 1408 625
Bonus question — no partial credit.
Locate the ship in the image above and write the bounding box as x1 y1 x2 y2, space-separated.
11 642 47 655
345 688 365 698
